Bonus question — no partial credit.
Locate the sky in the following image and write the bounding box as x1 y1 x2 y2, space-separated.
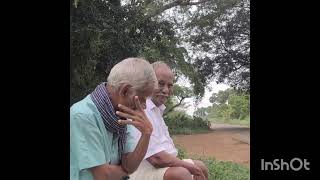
176 77 230 116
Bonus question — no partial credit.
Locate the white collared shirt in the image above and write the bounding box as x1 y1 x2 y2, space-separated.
131 98 178 159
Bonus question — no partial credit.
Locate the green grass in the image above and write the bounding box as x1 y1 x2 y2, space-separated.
169 127 211 135
177 146 249 180
209 117 250 127
204 158 250 180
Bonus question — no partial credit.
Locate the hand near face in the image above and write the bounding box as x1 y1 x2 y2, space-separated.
116 96 153 135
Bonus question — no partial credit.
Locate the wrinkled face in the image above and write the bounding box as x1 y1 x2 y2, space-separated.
118 83 154 110
152 66 174 107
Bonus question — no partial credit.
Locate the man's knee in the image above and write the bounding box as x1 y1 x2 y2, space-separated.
164 167 192 180
193 160 209 178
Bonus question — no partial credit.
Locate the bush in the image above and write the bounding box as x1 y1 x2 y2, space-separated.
164 111 210 135
192 116 211 130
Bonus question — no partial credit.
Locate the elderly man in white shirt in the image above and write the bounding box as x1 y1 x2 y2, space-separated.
130 62 208 180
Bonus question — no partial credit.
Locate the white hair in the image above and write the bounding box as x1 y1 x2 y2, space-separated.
107 57 158 92
152 61 173 72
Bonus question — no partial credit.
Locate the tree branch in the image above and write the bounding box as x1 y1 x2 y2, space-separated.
180 0 211 6
164 96 186 116
146 0 211 18
218 35 230 54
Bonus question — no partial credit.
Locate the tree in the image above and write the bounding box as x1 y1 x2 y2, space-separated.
209 88 236 104
70 0 206 104
164 84 194 116
194 107 208 118
228 93 249 119
71 0 250 104
185 0 250 92
216 104 232 120
207 88 249 120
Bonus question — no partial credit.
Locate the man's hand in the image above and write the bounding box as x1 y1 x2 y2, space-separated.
117 96 153 174
116 96 153 135
183 162 206 180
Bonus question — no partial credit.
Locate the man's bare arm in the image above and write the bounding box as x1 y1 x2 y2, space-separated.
89 164 127 180
116 96 153 173
147 150 184 168
147 151 205 179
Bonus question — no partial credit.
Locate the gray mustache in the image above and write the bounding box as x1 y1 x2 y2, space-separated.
156 94 168 98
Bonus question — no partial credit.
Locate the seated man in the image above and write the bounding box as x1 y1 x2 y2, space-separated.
130 62 209 180
70 58 158 180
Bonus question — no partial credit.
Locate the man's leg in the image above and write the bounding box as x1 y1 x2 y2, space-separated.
164 167 193 180
193 160 209 180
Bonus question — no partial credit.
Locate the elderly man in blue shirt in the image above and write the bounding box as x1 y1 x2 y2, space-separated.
70 58 158 180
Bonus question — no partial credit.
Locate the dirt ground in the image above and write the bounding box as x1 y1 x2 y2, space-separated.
172 123 250 167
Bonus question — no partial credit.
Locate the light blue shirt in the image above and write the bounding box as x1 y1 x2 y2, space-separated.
70 95 136 180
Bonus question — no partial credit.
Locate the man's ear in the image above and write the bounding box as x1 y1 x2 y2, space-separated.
118 84 132 97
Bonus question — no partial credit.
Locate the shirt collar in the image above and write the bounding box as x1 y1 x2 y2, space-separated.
146 98 166 113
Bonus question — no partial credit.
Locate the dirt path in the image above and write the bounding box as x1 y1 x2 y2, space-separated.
172 123 250 167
